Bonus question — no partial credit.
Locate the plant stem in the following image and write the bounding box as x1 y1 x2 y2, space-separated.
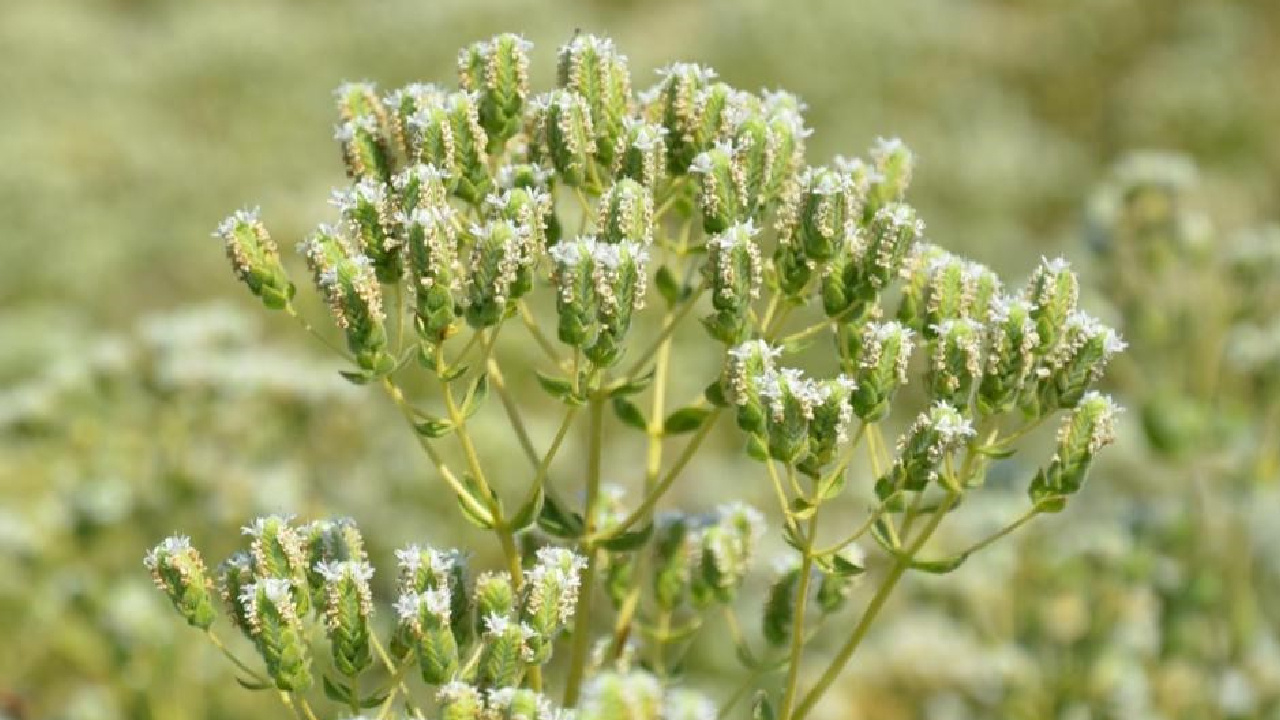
589 408 723 542
778 512 818 719
958 504 1044 556
518 301 564 366
204 630 266 683
625 284 707 379
563 394 606 707
286 303 353 361
790 492 960 720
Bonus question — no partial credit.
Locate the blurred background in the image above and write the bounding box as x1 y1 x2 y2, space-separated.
2 0 1279 718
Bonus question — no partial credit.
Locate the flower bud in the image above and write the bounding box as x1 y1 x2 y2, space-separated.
759 367 824 463
487 186 554 252
867 136 914 209
461 220 536 328
302 517 367 596
488 688 556 720
665 689 717 720
798 376 857 475
396 587 459 684
474 572 517 633
218 552 255 635
404 207 462 342
392 163 452 216
384 83 447 160
1029 392 1121 509
579 671 663 720
521 547 587 663
315 560 375 677
1039 311 1126 410
394 546 470 656
648 63 718 173
1023 257 1079 354
144 535 216 630
730 102 809 215
410 92 492 203
919 257 999 336
863 203 924 292
597 179 655 245
240 578 313 691
213 208 293 309
298 226 389 373
477 614 535 688
498 163 564 245
845 321 914 422
703 221 763 345
696 502 765 604
332 179 402 282
558 34 634 166
790 167 862 262
651 513 695 611
549 238 603 349
877 402 975 496
334 82 393 183
759 90 811 199
927 318 984 408
542 90 596 187
548 238 649 367
437 681 486 720
613 118 667 187
896 243 949 330
242 515 311 614
689 140 746 233
978 296 1040 416
723 340 783 435
458 34 533 150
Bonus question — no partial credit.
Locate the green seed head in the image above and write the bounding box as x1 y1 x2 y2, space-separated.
846 320 915 422
597 178 655 246
879 402 975 496
1030 392 1121 509
315 560 375 677
459 34 533 150
557 33 634 166
213 208 293 310
647 62 718 173
542 89 597 187
144 535 216 630
613 117 667 187
239 578 313 691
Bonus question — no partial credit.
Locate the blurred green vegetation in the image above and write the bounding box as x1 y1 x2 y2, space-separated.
3 1 1280 719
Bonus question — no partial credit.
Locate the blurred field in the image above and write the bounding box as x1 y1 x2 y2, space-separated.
3 1 1280 719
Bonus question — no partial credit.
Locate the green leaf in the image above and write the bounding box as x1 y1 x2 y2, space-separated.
818 470 847 500
599 521 654 552
439 363 469 382
322 675 353 704
905 552 970 574
814 551 865 577
461 373 489 418
508 484 544 533
655 265 681 308
413 417 454 439
609 368 656 397
455 475 495 529
781 522 805 553
745 434 769 462
536 371 583 405
338 369 371 385
234 677 274 692
611 397 648 432
789 497 817 521
663 406 712 435
870 516 900 551
704 379 729 408
537 493 584 539
976 444 1017 459
360 692 390 709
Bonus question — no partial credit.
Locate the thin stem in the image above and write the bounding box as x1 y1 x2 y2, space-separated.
790 492 960 720
513 405 580 518
518 301 564 366
487 355 541 468
380 379 491 522
205 630 266 683
778 512 818 718
296 696 322 720
645 319 675 500
589 408 723 542
286 303 353 361
625 284 707 379
766 459 802 541
958 505 1044 556
563 395 607 707
370 633 424 720
607 587 642 662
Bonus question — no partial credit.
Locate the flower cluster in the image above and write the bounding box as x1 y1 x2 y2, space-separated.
178 31 1124 720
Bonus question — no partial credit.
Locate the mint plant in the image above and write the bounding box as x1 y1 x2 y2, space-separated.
149 32 1123 720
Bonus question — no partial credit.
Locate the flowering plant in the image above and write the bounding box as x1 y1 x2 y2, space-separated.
148 32 1123 720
